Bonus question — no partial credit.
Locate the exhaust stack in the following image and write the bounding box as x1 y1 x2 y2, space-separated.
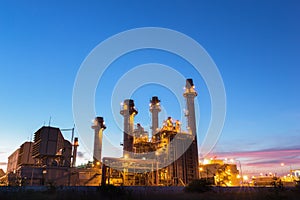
120 99 138 157
71 137 79 167
91 117 106 167
149 96 161 136
183 78 199 179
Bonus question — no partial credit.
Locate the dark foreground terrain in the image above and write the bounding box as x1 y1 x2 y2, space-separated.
0 186 300 200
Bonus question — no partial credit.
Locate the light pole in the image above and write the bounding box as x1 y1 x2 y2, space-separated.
280 163 285 177
235 160 243 186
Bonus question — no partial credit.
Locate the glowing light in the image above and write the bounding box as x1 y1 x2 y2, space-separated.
243 175 248 181
203 159 210 164
281 163 285 166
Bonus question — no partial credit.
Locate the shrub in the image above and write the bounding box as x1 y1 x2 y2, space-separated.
184 179 212 193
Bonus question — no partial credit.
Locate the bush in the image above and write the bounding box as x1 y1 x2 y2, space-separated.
184 179 212 193
97 184 126 197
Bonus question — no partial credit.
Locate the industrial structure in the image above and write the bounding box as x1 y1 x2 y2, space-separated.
4 126 88 186
2 78 220 187
199 159 240 186
2 78 299 187
101 79 200 186
92 117 106 166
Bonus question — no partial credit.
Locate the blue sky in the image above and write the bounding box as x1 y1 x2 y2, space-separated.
0 0 299 174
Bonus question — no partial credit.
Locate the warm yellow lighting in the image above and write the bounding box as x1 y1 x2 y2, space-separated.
96 161 100 166
200 167 203 171
124 154 129 159
243 175 248 181
237 174 241 179
203 159 210 164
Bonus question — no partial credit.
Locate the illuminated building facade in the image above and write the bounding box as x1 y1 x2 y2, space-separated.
199 159 240 186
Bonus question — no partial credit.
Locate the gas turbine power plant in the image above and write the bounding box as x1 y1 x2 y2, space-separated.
2 78 299 187
2 78 218 186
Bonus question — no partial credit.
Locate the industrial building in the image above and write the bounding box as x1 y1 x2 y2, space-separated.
4 125 104 186
5 127 79 186
101 79 200 186
6 142 35 185
199 159 240 186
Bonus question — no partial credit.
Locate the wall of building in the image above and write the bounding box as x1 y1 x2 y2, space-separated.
7 149 19 173
17 142 34 167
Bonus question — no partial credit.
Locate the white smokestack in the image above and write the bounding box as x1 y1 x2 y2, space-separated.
149 96 161 136
120 99 138 157
91 117 106 166
183 79 197 136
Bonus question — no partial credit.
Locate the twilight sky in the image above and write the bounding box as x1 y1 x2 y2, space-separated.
0 0 299 176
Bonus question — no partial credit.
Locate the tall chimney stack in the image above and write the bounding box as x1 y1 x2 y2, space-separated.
120 99 138 157
91 117 106 167
183 78 199 179
149 96 161 136
71 137 79 167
